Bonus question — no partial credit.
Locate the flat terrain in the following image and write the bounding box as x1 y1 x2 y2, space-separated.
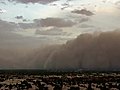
0 70 120 90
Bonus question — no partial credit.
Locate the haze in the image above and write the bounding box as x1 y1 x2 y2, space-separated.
0 0 120 70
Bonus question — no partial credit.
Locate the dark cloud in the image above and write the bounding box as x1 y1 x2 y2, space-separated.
15 15 23 19
50 3 57 6
61 3 69 6
15 16 30 22
115 1 120 8
35 27 67 35
0 19 54 46
23 19 28 22
1 29 120 70
115 1 120 4
29 30 120 70
71 9 94 16
67 0 73 2
0 19 35 30
34 18 76 27
61 6 68 10
1 17 76 30
61 3 72 10
0 19 69 69
18 22 35 29
102 0 107 3
0 17 76 29
0 20 17 31
41 30 120 70
0 1 6 5
7 0 59 4
79 17 89 23
0 20 56 69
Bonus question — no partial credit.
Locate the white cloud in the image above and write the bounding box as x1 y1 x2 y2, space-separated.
0 9 7 13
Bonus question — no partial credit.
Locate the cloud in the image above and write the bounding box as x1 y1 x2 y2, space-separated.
66 0 73 2
61 6 69 10
115 1 120 8
0 9 7 13
0 20 17 32
78 17 90 23
1 17 75 29
0 19 56 47
0 19 71 69
23 19 29 22
7 0 59 4
79 24 94 28
34 30 120 70
18 22 35 29
61 3 72 10
50 3 57 6
15 16 30 22
1 28 120 70
35 27 67 35
0 1 6 5
8 17 75 29
71 9 94 16
15 15 23 19
34 18 76 27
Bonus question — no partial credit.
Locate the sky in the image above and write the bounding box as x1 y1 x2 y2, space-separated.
1 0 120 69
0 0 120 45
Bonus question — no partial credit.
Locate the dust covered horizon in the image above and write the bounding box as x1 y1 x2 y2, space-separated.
1 30 120 70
